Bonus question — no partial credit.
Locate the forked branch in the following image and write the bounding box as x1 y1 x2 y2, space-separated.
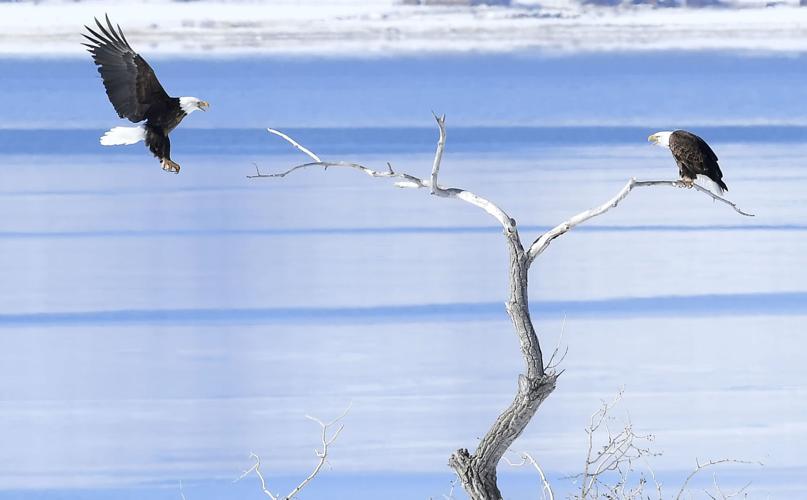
252 119 514 229
235 404 351 500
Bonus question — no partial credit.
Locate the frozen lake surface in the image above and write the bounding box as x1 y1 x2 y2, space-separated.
0 54 806 499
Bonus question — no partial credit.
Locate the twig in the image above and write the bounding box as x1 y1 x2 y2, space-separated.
430 112 446 194
287 402 353 498
545 314 568 371
267 128 322 162
718 479 753 499
574 389 662 499
505 451 555 500
235 453 277 500
674 458 761 500
569 393 759 500
179 480 187 500
442 478 457 500
644 459 664 500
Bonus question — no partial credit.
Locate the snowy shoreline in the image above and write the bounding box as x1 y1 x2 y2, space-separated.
2 0 807 56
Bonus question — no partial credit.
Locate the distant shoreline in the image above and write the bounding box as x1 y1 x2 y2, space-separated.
2 0 807 56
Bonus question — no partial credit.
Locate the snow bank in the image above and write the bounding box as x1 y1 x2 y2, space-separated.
1 0 807 56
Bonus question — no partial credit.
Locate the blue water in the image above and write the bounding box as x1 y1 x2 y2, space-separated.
0 291 805 328
1 53 806 499
5 52 807 128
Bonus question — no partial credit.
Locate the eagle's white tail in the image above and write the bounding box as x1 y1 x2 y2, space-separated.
696 175 725 196
100 126 146 146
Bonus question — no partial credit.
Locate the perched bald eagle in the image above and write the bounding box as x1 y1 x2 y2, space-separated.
648 130 728 195
82 15 209 174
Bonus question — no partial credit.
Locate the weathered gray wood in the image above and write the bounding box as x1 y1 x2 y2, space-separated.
447 223 558 500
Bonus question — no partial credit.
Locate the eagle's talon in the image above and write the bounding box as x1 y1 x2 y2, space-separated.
161 159 181 174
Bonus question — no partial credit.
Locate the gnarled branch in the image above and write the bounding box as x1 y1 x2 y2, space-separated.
252 118 514 229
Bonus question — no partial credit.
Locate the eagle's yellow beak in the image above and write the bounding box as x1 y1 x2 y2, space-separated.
199 101 210 112
647 134 658 144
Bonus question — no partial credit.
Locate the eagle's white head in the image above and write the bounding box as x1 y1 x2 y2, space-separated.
648 131 673 149
179 96 210 114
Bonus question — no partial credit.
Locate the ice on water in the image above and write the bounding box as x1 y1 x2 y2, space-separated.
1 54 806 499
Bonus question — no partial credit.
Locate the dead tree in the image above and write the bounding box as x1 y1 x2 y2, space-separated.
251 115 753 499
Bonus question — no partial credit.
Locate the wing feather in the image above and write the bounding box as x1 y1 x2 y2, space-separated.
670 131 708 168
83 15 170 123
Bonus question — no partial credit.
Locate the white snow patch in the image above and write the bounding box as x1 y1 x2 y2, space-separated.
2 0 807 56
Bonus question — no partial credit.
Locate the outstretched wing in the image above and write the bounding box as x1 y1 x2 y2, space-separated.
82 15 170 123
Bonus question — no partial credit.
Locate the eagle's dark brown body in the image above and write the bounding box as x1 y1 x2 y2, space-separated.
143 99 187 170
668 130 728 193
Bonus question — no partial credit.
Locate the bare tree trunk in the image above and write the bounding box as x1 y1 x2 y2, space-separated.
253 116 753 500
448 225 558 500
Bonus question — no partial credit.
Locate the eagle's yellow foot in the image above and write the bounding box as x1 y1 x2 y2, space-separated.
678 178 694 188
161 159 181 174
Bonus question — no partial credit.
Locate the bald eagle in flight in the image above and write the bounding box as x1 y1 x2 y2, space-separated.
648 130 728 195
82 15 209 174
